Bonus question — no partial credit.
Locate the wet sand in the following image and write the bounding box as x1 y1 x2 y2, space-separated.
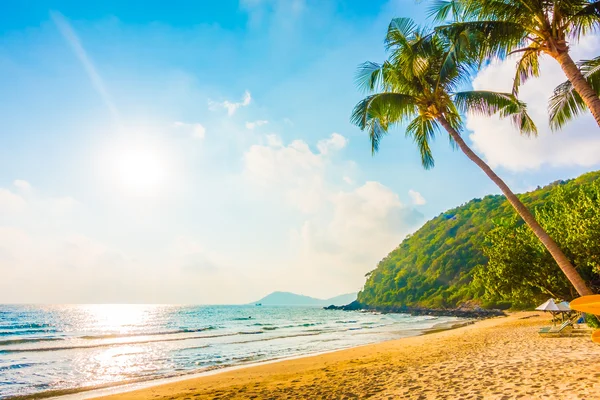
95 312 600 399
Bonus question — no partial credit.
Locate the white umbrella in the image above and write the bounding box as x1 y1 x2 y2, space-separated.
537 299 571 324
557 301 571 312
536 299 561 312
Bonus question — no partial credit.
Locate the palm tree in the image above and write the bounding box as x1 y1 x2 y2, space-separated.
549 56 600 129
352 17 593 296
430 0 600 127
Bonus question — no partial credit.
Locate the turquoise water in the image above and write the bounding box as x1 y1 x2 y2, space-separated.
0 304 460 399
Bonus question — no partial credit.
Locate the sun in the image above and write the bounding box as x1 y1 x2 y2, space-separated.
106 141 168 195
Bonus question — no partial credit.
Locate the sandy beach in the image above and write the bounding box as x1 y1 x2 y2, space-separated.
92 312 600 400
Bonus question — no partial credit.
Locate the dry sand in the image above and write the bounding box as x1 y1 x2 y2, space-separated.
95 312 600 399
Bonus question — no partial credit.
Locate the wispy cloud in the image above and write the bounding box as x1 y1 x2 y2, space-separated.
209 91 251 116
408 189 426 206
173 121 206 140
50 11 120 126
245 120 268 130
317 133 347 155
13 180 32 192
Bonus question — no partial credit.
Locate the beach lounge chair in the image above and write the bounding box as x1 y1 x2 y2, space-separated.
538 319 573 336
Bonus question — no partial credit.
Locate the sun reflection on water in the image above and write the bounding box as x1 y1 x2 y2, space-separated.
81 304 154 333
73 305 166 386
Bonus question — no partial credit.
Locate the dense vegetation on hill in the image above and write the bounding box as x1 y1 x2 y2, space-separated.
474 178 600 308
357 171 600 309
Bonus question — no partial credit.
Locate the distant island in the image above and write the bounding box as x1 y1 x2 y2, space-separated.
252 291 357 306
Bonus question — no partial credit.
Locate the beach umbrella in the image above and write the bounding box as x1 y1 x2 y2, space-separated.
536 299 561 312
570 295 600 315
557 301 571 312
536 299 566 323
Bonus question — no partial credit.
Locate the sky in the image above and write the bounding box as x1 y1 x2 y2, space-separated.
1 0 600 304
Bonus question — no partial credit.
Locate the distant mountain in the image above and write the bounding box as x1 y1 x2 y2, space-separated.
253 291 357 306
325 292 358 306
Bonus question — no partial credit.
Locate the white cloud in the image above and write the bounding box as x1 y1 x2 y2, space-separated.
13 179 32 192
244 135 325 213
245 120 268 130
169 236 223 274
46 196 79 214
265 133 283 147
0 183 78 218
467 35 600 171
173 121 206 139
317 132 348 155
0 188 26 213
290 181 423 289
243 133 349 213
408 189 426 205
243 133 422 293
209 90 252 116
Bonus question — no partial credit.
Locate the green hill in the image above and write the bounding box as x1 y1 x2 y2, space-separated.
357 170 600 309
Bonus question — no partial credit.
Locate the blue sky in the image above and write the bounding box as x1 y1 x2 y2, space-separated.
1 0 600 303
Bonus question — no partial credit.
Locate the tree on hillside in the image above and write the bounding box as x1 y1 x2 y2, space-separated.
430 0 600 128
351 17 593 296
475 182 600 307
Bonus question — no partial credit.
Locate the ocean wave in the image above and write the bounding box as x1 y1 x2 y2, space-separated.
0 362 42 372
0 322 51 330
80 327 216 340
227 331 322 345
0 337 64 346
0 328 57 336
0 330 266 354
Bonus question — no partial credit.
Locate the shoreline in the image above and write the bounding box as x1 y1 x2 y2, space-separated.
90 312 600 399
9 317 474 400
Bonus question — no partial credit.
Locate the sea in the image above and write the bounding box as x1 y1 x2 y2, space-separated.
0 304 463 399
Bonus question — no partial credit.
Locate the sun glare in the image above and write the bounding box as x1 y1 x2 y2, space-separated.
106 142 168 195
83 304 151 333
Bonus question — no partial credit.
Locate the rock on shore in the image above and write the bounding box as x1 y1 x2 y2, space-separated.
324 300 505 319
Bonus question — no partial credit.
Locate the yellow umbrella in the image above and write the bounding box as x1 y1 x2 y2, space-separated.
592 330 600 344
569 295 600 315
569 295 600 345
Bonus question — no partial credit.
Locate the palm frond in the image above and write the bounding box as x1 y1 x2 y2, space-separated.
355 61 385 93
512 48 540 95
453 90 537 136
351 92 418 153
406 116 438 169
386 18 436 79
568 1 600 40
438 27 477 84
548 56 600 129
436 20 527 63
580 55 600 77
549 80 587 130
385 18 419 50
428 0 469 22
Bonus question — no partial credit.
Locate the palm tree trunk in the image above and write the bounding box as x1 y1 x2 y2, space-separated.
437 115 593 297
553 51 600 128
